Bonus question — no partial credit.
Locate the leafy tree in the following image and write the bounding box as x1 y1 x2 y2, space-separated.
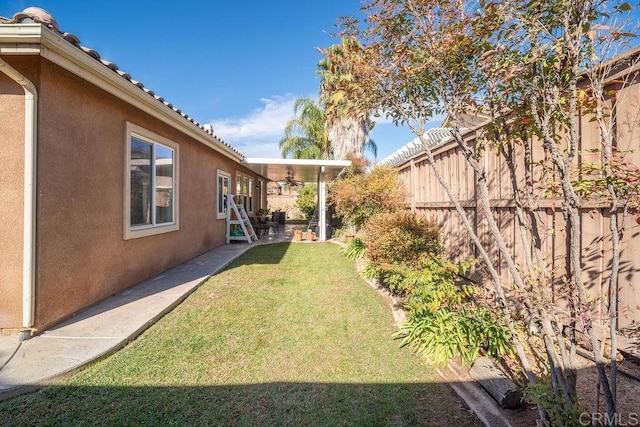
279 97 331 159
336 0 637 423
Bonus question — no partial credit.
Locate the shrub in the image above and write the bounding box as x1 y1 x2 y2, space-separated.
295 184 318 220
371 253 514 367
361 211 442 269
330 166 406 230
376 265 415 296
342 237 367 260
388 255 513 366
403 257 475 312
527 377 585 426
335 200 512 367
395 305 513 366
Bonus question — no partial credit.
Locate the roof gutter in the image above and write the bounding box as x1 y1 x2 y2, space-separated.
0 58 37 338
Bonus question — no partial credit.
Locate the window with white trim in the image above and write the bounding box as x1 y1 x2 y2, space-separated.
235 172 254 214
124 123 179 239
247 177 253 212
258 179 265 210
217 170 231 219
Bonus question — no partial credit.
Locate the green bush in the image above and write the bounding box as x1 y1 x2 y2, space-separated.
376 265 416 296
527 378 585 426
403 257 474 311
361 211 442 270
295 184 318 220
366 252 513 367
395 305 513 366
335 198 512 367
389 256 512 366
330 166 406 230
342 237 367 260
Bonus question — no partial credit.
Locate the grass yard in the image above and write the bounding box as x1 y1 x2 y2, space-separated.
0 243 480 426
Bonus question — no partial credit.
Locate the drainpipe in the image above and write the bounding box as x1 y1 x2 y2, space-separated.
0 58 38 339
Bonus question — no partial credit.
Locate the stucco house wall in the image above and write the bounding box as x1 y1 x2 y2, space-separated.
0 70 26 329
0 19 263 334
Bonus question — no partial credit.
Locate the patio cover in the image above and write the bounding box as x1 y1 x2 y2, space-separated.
243 158 351 241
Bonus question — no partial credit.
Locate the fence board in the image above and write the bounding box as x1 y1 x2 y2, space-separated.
393 132 640 331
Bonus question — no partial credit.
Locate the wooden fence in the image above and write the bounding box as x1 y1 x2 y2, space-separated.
266 194 303 220
391 82 640 333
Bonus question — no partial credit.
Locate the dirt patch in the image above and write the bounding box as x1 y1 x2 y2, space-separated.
575 353 640 426
434 353 640 426
438 359 540 427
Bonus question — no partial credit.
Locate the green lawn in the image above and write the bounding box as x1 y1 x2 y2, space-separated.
0 243 479 426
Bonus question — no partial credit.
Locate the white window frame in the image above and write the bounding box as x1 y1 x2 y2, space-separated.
217 170 231 219
247 178 254 213
258 179 265 210
124 122 179 240
235 172 254 215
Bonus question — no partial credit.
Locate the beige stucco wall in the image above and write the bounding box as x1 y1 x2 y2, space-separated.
0 63 29 332
0 55 261 332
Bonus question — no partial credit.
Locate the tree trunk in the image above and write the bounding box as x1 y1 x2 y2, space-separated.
327 116 368 159
469 357 525 409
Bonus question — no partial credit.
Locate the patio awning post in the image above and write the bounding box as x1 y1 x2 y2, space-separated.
318 166 327 242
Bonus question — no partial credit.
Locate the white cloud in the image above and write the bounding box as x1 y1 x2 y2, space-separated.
209 94 303 157
233 141 282 158
208 96 446 159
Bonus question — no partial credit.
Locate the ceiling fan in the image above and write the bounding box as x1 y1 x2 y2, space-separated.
283 170 301 187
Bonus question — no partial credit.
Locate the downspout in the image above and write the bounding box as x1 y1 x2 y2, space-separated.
0 58 38 339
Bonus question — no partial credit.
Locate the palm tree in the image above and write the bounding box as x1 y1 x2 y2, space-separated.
279 97 331 159
317 38 376 160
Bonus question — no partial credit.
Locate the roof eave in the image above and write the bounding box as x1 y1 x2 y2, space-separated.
243 158 352 183
0 24 243 162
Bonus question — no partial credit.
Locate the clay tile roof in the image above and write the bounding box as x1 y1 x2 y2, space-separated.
80 46 100 60
100 60 119 72
61 32 80 47
5 7 59 32
0 7 244 158
116 70 131 80
129 79 145 89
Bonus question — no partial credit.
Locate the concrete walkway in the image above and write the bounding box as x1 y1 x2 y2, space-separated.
0 226 298 401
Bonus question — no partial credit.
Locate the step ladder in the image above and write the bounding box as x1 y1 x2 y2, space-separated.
226 194 258 244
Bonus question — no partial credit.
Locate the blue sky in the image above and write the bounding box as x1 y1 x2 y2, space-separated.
0 0 421 160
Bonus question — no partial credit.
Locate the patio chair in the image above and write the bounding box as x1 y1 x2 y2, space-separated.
257 217 270 238
265 212 279 236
